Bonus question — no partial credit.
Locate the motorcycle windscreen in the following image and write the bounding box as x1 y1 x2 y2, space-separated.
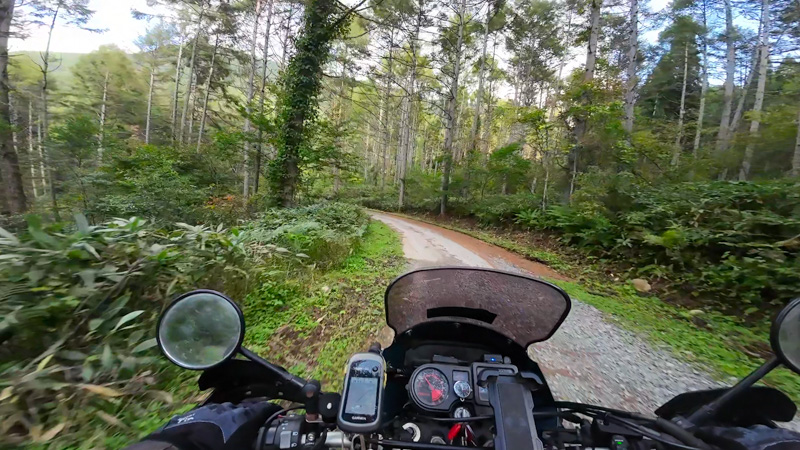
384 267 571 347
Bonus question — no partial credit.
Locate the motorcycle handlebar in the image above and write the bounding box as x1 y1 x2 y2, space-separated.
321 431 613 450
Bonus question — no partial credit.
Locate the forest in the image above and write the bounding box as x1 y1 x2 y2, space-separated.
0 0 799 446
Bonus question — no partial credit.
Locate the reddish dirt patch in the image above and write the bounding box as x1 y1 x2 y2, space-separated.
380 212 571 282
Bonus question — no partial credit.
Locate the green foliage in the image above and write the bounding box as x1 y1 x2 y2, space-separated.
0 215 251 447
510 180 800 313
0 202 377 448
242 220 404 390
71 143 243 225
248 202 368 266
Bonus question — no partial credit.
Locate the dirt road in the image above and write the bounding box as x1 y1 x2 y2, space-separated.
371 211 722 415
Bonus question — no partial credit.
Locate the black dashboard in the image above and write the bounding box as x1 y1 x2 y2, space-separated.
405 355 519 416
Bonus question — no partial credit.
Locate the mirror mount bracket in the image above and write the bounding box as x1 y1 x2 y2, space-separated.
239 346 322 414
683 356 780 428
239 347 308 391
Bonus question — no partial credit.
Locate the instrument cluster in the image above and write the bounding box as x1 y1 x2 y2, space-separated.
406 356 518 414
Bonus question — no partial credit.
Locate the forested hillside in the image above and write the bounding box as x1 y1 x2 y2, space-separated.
0 0 798 216
0 0 799 445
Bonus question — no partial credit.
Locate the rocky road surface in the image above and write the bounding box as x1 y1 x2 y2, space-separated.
371 211 725 416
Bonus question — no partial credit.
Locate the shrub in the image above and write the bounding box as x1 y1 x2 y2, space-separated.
247 202 369 267
0 216 261 447
511 180 800 313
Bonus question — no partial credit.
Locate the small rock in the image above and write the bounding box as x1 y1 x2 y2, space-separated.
632 278 651 293
688 309 704 316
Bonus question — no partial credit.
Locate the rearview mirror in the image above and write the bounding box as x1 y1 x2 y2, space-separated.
157 290 244 370
771 298 800 374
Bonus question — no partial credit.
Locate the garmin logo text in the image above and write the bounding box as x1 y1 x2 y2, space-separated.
352 416 368 422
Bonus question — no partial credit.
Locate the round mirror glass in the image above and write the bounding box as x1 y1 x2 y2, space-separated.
772 298 800 374
157 290 244 370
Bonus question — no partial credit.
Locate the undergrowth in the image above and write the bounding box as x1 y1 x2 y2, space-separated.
242 220 404 390
1 203 379 448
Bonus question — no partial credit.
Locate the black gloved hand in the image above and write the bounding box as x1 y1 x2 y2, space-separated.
127 401 282 450
697 424 800 450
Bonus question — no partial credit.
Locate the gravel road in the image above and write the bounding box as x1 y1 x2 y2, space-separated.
371 212 725 415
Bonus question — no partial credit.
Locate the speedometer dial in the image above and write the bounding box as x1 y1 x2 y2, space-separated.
412 368 449 407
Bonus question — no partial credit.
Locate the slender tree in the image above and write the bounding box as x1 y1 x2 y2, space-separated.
672 42 689 166
716 0 736 154
567 0 602 199
196 33 220 152
30 0 99 217
740 0 770 180
793 110 800 176
180 5 206 144
255 0 275 193
243 0 263 199
440 0 468 215
692 0 709 157
623 0 639 135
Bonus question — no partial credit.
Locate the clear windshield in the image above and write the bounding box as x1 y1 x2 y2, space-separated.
385 268 571 347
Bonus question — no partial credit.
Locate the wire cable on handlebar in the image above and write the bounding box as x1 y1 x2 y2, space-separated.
604 414 702 450
263 405 304 430
553 401 651 421
410 415 494 423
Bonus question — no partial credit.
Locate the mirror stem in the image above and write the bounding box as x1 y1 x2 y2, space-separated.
239 347 307 390
685 356 780 427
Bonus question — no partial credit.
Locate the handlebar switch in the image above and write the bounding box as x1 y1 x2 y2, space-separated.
257 415 305 450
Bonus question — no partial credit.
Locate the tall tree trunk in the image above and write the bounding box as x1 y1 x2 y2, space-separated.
0 0 26 213
730 48 759 137
27 99 38 198
623 0 638 135
716 0 736 154
187 72 198 141
171 40 184 143
180 11 204 144
792 109 800 177
41 4 60 219
255 0 274 194
37 110 46 196
440 0 467 216
243 0 263 200
739 0 769 181
398 3 423 209
280 1 295 71
692 0 709 158
98 70 109 158
197 34 220 153
483 37 498 153
567 0 601 201
468 8 491 153
146 69 155 144
380 29 395 191
672 42 689 166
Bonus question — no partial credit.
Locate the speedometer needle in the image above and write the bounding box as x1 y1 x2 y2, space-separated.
424 376 442 402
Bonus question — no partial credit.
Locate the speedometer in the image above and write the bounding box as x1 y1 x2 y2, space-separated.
411 368 449 407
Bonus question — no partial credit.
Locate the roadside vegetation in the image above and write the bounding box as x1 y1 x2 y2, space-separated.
0 203 401 448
